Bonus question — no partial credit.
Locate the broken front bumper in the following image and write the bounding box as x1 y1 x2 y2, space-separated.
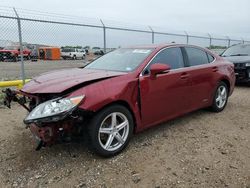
3 88 32 111
2 89 89 150
28 120 75 150
235 67 250 83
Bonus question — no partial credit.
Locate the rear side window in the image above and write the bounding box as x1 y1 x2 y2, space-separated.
150 47 184 69
185 47 209 66
207 53 214 62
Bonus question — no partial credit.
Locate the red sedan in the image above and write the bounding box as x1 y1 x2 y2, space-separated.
4 44 235 157
0 45 31 61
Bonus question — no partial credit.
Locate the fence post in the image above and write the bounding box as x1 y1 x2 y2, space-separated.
241 38 244 44
148 26 154 44
207 33 212 47
100 19 106 54
13 8 25 85
226 36 231 47
184 31 189 44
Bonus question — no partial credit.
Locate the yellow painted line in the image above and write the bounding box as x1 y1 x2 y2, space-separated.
0 79 31 89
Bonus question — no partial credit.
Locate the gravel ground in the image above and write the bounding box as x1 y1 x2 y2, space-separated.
0 58 94 80
0 87 249 188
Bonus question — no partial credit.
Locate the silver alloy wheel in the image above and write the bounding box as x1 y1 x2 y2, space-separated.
98 112 129 151
215 85 227 108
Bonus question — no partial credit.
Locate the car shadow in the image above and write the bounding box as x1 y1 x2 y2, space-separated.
235 83 250 87
130 108 213 144
1 106 221 177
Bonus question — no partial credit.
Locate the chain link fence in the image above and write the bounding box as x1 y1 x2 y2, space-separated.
0 6 250 82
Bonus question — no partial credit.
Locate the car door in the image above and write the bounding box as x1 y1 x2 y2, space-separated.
139 47 192 127
182 47 216 110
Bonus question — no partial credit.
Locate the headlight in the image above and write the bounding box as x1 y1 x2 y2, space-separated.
24 95 85 124
245 63 250 67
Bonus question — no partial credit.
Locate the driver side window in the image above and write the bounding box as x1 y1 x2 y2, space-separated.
144 47 184 75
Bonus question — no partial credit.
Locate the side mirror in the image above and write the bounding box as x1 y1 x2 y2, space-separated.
150 63 171 78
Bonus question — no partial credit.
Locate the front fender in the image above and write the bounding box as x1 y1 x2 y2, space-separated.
68 75 143 131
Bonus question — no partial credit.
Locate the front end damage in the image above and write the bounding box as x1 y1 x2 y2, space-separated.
234 63 250 83
3 88 92 150
28 120 77 150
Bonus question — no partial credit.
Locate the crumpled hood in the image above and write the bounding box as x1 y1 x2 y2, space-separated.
223 56 250 63
21 68 126 94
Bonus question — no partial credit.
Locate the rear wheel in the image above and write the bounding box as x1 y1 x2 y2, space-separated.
210 82 228 112
87 105 134 157
72 55 76 60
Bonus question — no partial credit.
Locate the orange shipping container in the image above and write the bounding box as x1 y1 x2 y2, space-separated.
38 47 61 60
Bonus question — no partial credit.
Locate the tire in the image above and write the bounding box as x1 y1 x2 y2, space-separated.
210 81 228 112
72 55 76 60
87 105 134 157
13 55 18 62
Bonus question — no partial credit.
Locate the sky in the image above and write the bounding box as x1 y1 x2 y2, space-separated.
0 0 249 48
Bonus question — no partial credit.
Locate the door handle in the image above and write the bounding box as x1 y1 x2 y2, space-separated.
212 66 218 72
180 72 189 79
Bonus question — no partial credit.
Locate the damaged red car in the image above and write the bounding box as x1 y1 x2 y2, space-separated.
4 44 235 157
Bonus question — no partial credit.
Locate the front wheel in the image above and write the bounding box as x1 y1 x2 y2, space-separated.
87 105 134 157
210 82 228 112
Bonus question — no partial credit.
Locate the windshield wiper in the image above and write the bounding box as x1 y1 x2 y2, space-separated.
229 54 248 56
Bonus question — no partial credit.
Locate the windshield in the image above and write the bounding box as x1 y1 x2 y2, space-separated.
4 46 19 50
222 44 250 57
85 48 153 72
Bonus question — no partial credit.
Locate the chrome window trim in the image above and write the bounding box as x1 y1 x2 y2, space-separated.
207 52 216 63
139 46 216 77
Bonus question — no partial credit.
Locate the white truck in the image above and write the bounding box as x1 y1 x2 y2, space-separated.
61 48 86 60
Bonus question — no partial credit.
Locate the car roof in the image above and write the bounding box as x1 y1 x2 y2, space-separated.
125 43 205 50
126 43 172 49
230 43 250 47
